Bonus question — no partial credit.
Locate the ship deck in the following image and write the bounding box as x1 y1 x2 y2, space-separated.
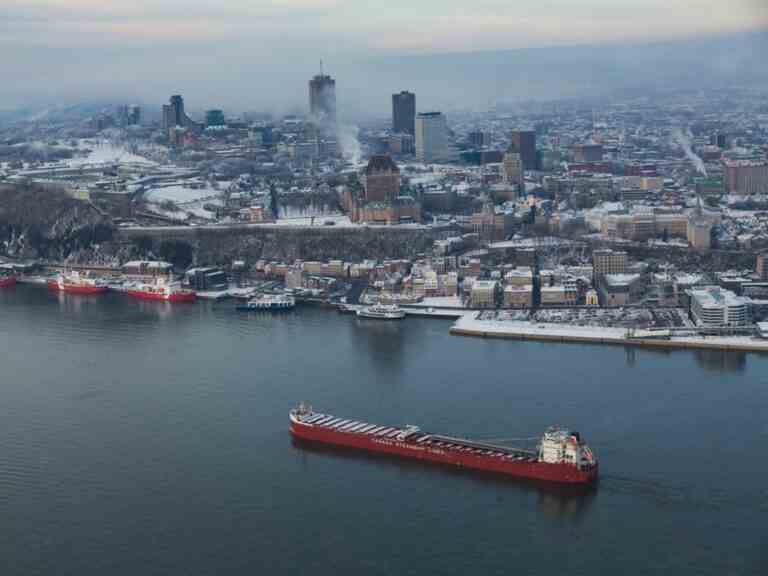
295 412 539 462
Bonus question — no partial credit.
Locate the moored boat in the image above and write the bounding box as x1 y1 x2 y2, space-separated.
290 403 598 485
125 280 196 303
237 294 296 311
356 303 406 320
47 271 108 295
0 274 17 289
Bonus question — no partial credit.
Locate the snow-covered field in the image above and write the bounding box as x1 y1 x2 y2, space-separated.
69 139 157 167
145 184 222 203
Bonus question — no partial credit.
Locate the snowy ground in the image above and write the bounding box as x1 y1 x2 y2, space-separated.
489 237 582 249
267 213 428 229
145 184 223 204
68 139 158 167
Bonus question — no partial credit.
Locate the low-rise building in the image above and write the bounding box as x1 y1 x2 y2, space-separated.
599 273 643 307
470 280 498 308
504 267 534 286
503 284 533 308
690 286 750 328
540 285 570 306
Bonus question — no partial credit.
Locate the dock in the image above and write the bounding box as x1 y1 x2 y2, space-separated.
449 314 768 353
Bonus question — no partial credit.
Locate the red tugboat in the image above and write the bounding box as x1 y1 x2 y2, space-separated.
47 272 108 295
0 273 16 289
290 403 598 485
125 279 196 303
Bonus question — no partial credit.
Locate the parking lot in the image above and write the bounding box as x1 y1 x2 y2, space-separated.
479 307 690 329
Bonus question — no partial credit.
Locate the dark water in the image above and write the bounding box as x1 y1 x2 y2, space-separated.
0 286 766 575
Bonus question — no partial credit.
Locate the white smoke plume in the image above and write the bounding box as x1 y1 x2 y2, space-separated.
336 123 362 166
672 128 707 176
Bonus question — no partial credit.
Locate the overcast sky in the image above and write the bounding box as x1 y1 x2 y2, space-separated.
2 0 767 115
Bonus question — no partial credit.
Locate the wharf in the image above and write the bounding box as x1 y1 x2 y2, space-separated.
450 314 768 353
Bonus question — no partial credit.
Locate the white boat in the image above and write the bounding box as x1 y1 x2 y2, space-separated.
356 303 406 320
238 294 296 311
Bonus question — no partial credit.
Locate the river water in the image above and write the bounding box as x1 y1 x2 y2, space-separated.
0 286 765 575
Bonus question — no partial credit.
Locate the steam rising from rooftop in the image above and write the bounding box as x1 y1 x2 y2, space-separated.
336 124 362 166
672 128 708 176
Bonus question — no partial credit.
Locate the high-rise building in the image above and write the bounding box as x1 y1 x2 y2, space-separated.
723 159 768 195
162 95 197 131
388 133 414 156
510 130 537 170
469 130 490 150
502 146 524 190
593 250 627 276
573 143 605 163
757 253 768 280
309 73 336 126
205 109 226 127
392 91 416 136
127 105 141 125
415 112 449 163
710 133 728 149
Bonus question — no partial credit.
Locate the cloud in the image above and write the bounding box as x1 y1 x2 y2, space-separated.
0 0 766 113
2 0 765 49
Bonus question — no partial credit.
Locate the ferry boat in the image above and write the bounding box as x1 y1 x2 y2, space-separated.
356 303 406 320
0 273 16 289
125 280 196 303
290 404 598 485
47 271 108 295
237 294 296 311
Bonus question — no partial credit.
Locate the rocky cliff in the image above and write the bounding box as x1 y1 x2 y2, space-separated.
115 225 437 269
0 184 114 260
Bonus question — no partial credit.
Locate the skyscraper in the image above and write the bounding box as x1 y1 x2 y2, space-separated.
502 146 524 191
510 130 537 170
392 91 416 136
162 95 197 131
205 109 226 127
415 112 449 163
309 73 336 127
127 105 141 125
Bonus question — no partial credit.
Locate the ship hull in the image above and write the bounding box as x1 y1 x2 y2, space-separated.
125 289 196 303
237 305 293 311
290 416 597 485
0 276 16 289
356 312 406 320
47 280 107 295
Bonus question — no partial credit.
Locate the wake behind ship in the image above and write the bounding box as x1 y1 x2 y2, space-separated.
290 404 598 484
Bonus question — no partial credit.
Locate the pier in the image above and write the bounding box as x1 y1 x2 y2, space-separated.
449 314 768 353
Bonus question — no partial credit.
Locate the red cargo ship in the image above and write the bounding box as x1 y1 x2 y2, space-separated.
290 404 598 485
47 272 108 295
0 274 16 288
125 280 196 303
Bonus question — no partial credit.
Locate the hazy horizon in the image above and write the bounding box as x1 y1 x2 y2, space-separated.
2 0 767 118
